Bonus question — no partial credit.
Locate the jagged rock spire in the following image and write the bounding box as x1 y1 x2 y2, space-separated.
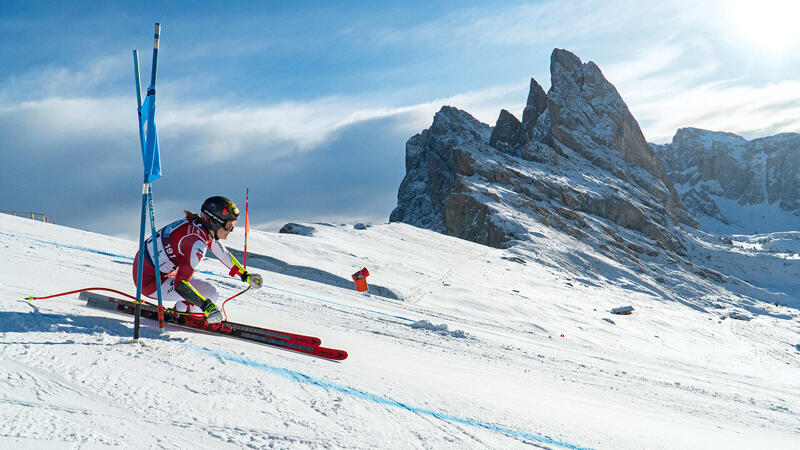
522 78 547 131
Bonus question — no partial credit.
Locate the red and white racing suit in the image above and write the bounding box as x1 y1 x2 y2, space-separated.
131 216 246 323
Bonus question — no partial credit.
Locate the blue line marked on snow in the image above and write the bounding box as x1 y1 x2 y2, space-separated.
197 346 593 450
0 230 416 323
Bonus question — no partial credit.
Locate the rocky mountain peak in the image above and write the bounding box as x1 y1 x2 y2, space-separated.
430 105 488 137
391 48 698 257
673 127 746 146
550 48 584 80
547 49 672 187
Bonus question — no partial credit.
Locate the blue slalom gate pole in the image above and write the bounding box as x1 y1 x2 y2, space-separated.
147 24 165 328
132 23 165 339
147 184 164 328
133 50 146 340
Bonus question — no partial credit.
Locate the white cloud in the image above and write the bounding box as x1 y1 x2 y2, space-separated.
0 54 533 165
0 96 133 150
605 42 800 142
154 80 533 162
652 80 800 139
364 0 695 54
0 55 128 102
601 42 689 87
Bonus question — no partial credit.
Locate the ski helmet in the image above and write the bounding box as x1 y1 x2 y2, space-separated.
201 196 239 231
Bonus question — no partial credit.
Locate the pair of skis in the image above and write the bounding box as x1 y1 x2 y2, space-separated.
81 292 347 360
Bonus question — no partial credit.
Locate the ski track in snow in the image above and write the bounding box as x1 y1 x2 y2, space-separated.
1 215 799 449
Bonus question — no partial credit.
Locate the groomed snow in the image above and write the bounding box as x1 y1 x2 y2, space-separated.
1 213 798 449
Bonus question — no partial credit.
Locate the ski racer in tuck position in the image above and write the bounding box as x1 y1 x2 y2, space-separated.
132 196 263 329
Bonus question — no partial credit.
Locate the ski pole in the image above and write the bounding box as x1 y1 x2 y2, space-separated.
28 287 138 302
28 286 250 321
221 286 250 321
244 187 249 270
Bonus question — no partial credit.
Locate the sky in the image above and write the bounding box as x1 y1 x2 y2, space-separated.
3 0 800 240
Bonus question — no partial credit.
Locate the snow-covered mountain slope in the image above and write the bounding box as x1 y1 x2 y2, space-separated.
1 213 798 449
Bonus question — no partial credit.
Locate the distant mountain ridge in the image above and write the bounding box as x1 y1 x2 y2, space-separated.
652 127 800 233
391 48 696 257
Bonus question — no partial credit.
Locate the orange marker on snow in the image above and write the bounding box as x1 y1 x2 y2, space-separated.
352 267 370 292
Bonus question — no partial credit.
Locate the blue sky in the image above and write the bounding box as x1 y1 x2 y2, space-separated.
3 0 800 239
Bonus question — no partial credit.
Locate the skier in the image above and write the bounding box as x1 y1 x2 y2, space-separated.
132 196 263 329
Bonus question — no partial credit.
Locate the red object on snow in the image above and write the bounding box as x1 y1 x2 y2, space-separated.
352 268 370 292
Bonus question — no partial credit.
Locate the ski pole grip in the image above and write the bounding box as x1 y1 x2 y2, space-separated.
153 23 161 50
150 23 160 87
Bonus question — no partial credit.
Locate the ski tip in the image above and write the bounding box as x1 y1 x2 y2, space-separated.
26 296 35 302
319 349 348 361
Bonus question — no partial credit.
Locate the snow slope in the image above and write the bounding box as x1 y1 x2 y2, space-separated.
1 213 798 449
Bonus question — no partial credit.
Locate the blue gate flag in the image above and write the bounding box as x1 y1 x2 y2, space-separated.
141 84 162 183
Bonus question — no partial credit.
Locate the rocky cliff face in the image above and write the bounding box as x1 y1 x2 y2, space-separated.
653 128 800 230
391 49 697 256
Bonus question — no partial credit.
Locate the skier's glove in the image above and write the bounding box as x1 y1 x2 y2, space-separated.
201 299 224 324
241 271 263 289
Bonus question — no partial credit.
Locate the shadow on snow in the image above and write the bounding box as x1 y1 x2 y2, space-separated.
0 304 177 343
227 248 400 300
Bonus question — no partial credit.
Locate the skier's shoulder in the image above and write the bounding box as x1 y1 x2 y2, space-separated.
162 218 188 237
166 216 210 243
